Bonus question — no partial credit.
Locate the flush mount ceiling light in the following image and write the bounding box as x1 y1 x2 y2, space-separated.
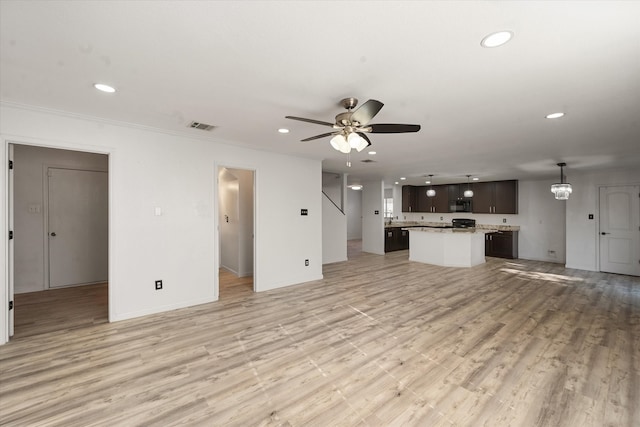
551 162 572 200
426 174 436 197
546 112 565 119
278 128 289 134
481 31 513 48
93 83 116 93
464 175 474 197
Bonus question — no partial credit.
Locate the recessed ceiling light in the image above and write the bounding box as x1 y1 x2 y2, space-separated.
481 31 513 48
368 151 376 155
400 177 406 180
94 83 116 93
545 112 565 119
278 128 289 133
395 181 399 185
472 177 479 181
425 180 431 184
350 185 363 190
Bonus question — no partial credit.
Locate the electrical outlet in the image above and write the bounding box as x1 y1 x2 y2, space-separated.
155 280 163 290
440 216 443 221
547 250 556 258
305 259 309 266
503 218 507 223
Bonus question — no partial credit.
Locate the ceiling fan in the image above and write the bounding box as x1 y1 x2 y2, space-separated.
285 97 421 154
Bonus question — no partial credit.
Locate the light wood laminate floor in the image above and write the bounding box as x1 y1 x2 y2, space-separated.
1 249 638 426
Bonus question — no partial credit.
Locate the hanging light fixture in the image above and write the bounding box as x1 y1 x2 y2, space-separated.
426 174 436 197
551 162 572 200
464 175 474 197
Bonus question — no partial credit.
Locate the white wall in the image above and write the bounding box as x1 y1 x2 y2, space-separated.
565 168 640 271
347 189 362 240
12 145 109 293
322 172 343 209
322 193 347 264
0 103 323 345
361 180 384 255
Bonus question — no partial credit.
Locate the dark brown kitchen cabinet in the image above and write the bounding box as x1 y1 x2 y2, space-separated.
472 180 518 214
402 185 418 212
417 184 449 213
485 231 518 259
384 227 410 252
448 184 473 212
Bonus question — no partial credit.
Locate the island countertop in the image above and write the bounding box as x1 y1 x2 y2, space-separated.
386 221 519 231
404 227 496 234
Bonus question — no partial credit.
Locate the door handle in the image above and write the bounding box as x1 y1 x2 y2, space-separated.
50 232 56 237
600 232 610 235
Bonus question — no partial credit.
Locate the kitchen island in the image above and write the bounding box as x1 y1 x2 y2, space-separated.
405 227 494 267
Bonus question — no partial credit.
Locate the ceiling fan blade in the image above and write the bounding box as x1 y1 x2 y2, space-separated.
368 123 421 133
285 116 335 127
301 131 339 142
350 99 384 126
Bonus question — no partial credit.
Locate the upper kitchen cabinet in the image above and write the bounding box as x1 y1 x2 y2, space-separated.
472 180 518 214
402 185 418 212
418 184 449 213
448 184 473 213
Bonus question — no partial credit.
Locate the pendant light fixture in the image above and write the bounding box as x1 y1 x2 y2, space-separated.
463 175 474 197
551 162 572 200
426 174 436 197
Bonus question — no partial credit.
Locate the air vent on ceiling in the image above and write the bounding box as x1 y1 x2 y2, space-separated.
361 159 376 163
188 121 216 131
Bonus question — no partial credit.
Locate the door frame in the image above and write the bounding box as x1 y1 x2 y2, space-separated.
215 162 257 297
2 139 114 345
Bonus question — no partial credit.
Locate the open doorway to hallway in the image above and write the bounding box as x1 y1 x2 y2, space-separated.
9 144 109 339
218 167 255 297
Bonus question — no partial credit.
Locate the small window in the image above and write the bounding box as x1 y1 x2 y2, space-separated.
384 198 393 218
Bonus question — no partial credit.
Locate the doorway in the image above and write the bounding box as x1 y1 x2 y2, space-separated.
218 167 255 297
9 144 109 339
599 185 640 276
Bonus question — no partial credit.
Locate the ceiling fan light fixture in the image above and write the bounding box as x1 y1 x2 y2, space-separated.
332 134 351 154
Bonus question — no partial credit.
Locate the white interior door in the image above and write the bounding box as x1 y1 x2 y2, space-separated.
599 185 640 276
48 168 108 288
8 144 14 337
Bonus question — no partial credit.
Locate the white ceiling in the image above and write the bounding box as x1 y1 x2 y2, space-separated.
1 1 639 186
